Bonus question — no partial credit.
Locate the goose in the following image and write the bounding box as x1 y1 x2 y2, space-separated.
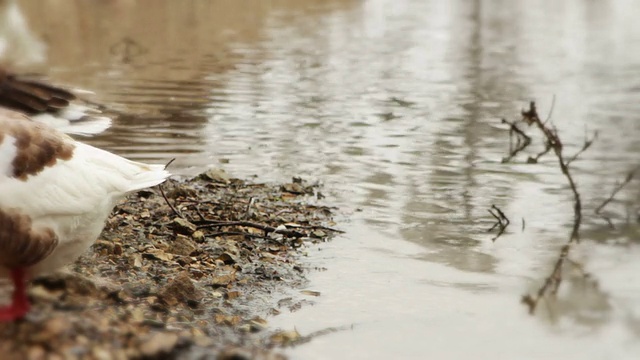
0 108 170 321
0 68 113 136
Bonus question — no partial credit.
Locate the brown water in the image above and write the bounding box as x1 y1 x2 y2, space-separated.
5 0 640 358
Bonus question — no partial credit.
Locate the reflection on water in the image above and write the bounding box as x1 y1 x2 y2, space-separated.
9 0 640 358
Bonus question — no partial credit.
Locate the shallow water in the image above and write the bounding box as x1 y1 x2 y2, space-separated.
6 0 640 358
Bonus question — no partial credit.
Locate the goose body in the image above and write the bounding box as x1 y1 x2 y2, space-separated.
0 108 169 320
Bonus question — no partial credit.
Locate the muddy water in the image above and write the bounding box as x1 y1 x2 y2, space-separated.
7 0 640 358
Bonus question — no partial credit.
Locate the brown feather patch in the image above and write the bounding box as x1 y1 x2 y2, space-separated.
0 109 75 180
0 208 58 269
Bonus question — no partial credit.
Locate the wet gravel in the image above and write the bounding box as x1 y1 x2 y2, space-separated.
0 170 342 359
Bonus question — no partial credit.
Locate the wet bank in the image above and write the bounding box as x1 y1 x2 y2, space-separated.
0 172 342 359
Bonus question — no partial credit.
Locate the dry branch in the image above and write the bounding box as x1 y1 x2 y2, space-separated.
521 102 582 243
595 166 639 228
516 102 592 314
197 220 307 238
566 130 598 166
487 205 510 241
501 119 531 163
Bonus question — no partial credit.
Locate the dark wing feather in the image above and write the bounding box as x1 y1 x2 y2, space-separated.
0 69 76 115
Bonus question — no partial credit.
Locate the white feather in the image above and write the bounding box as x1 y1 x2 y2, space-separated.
32 113 113 136
0 135 17 177
31 102 113 137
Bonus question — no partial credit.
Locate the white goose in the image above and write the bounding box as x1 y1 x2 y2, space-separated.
0 108 170 321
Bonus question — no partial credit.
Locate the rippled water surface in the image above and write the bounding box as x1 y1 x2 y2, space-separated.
7 0 640 358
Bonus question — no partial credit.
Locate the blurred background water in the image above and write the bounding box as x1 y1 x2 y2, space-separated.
3 0 640 358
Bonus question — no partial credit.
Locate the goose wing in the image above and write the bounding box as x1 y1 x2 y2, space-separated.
0 69 112 136
0 110 168 218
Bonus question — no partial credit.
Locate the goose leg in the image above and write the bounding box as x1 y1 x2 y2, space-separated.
0 268 30 321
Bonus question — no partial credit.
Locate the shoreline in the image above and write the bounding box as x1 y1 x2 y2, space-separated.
0 170 342 359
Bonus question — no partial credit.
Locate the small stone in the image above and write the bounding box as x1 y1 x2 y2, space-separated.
218 347 252 360
249 317 268 332
300 290 321 297
132 253 143 268
93 239 115 253
281 183 305 194
169 234 197 256
139 332 180 357
171 218 197 235
29 285 61 302
192 230 206 242
218 252 238 265
26 345 46 360
214 314 241 326
144 248 173 262
113 243 123 255
225 290 241 300
270 329 301 346
159 272 203 307
92 347 113 360
210 273 236 287
238 324 252 333
311 229 327 238
124 282 151 298
210 291 224 298
166 186 197 199
200 168 230 184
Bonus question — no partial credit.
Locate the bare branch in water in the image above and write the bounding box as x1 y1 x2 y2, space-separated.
522 245 570 314
527 140 552 164
566 129 598 166
517 101 590 314
521 102 582 243
488 205 510 241
595 166 639 228
501 118 532 163
196 220 345 238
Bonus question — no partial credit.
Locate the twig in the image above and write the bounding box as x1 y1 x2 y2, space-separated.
207 231 267 239
284 224 346 234
527 140 552 164
274 325 353 348
491 205 510 226
501 118 532 163
522 245 570 314
520 101 590 314
159 184 184 219
487 205 510 241
595 166 639 228
543 94 556 125
197 220 306 238
164 158 176 170
522 102 582 243
487 211 501 232
176 200 221 205
566 130 598 166
194 205 208 222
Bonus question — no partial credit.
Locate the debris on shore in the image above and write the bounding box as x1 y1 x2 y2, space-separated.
0 170 343 359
